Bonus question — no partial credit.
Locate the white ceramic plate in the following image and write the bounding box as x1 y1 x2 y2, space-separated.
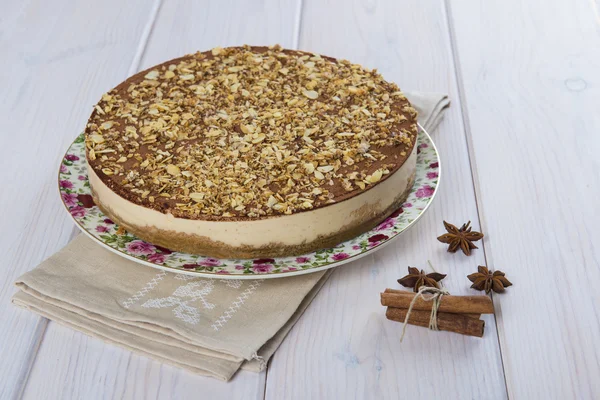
59 125 440 279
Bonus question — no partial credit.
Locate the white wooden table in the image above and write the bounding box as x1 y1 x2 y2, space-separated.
1 0 599 398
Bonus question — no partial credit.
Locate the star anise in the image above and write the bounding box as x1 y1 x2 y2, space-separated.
398 267 447 292
437 221 484 256
467 266 512 294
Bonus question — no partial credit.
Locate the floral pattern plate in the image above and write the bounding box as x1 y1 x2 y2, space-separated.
59 125 440 279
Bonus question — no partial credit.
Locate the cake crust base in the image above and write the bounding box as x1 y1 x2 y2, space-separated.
92 173 415 259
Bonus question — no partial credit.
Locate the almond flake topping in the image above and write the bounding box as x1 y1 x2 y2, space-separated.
85 45 417 218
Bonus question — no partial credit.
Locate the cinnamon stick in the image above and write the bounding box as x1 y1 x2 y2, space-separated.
449 312 481 319
386 307 485 338
381 289 493 314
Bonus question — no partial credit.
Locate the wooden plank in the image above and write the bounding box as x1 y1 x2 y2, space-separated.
0 0 157 398
21 323 266 400
138 0 300 68
446 0 600 398
20 0 300 398
265 1 508 399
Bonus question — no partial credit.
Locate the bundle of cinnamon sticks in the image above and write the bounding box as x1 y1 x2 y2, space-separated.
380 288 494 337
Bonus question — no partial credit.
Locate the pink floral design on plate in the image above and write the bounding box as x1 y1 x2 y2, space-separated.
60 180 73 189
147 253 167 264
332 253 349 261
198 258 221 267
415 185 435 198
375 218 395 231
126 240 156 256
252 264 274 273
65 154 80 161
253 258 276 264
69 206 86 218
59 125 439 278
368 234 389 244
62 193 78 207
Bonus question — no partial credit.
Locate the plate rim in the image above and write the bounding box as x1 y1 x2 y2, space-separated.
59 123 440 280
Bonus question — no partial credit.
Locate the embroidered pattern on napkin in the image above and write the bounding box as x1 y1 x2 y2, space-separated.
122 271 263 330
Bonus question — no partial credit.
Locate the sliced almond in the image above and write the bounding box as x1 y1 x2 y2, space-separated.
90 134 105 144
365 169 383 184
252 133 266 143
302 90 318 99
267 195 278 208
189 192 205 202
144 70 159 80
166 164 180 176
257 178 267 187
317 165 334 173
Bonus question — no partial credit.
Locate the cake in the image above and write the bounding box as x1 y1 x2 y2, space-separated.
85 45 418 258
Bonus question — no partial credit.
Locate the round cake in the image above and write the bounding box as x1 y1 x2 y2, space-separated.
85 45 418 258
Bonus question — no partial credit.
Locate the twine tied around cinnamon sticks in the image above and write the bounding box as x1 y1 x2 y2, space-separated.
400 285 450 342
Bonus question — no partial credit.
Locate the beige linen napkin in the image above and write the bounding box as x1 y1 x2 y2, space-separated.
12 91 448 381
405 91 450 133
